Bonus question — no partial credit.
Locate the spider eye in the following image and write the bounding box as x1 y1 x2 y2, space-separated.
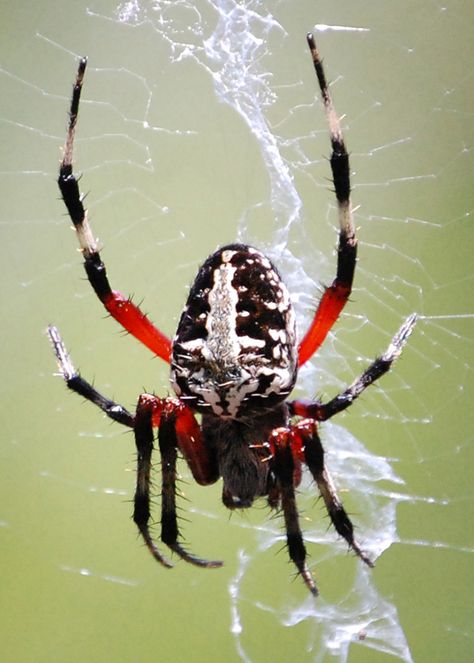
170 243 297 419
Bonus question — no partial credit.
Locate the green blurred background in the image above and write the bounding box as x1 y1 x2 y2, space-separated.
1 1 473 661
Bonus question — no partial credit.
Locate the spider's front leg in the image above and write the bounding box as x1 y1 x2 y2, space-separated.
134 394 222 569
57 58 171 362
298 34 358 367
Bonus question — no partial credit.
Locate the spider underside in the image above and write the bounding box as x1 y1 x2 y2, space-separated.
49 34 416 596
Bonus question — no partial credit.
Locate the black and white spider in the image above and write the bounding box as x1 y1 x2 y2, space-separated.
49 34 416 595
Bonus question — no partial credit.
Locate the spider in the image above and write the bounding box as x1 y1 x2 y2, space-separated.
48 34 416 596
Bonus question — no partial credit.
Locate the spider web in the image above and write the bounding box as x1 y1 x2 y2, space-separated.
1 1 472 662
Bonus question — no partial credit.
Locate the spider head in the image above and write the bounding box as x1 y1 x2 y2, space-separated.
170 244 298 419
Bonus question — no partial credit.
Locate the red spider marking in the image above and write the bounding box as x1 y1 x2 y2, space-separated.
298 283 351 367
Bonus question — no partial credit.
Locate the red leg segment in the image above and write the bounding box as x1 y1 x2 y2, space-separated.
173 406 219 486
100 289 171 362
140 396 219 487
298 281 352 366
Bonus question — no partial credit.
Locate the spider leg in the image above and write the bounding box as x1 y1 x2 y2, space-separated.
135 395 222 569
271 428 318 596
134 395 173 567
298 34 357 367
158 408 222 568
57 58 172 363
47 325 134 427
173 404 220 487
296 420 373 567
290 313 417 421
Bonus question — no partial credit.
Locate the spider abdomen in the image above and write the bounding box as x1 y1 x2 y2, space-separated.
170 243 297 419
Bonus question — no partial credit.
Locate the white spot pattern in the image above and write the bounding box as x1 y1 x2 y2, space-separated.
170 244 298 419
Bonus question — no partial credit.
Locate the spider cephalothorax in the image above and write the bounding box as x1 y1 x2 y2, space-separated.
49 34 416 595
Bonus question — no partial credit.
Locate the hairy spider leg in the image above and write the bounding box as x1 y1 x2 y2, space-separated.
290 313 417 421
172 404 220 487
298 34 357 367
269 416 375 595
133 396 173 568
135 394 222 568
48 325 135 426
294 420 374 567
49 325 221 567
57 57 172 363
270 427 318 596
